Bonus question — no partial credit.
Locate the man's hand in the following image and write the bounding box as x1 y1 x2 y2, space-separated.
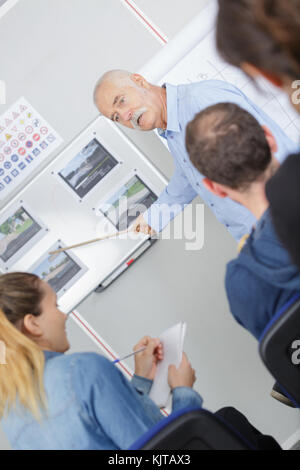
134 336 163 381
168 353 196 389
131 214 156 236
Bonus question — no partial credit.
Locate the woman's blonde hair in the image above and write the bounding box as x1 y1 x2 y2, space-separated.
0 273 47 419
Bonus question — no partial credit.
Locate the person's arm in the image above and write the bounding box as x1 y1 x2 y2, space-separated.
168 353 203 412
225 260 275 340
75 343 203 449
133 338 203 411
134 162 198 234
131 336 163 395
74 353 165 450
131 374 153 395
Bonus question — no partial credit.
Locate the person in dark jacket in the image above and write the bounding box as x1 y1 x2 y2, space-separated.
266 154 300 270
186 102 300 340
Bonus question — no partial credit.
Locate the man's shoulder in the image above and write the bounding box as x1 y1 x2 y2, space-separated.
226 210 287 280
172 79 240 122
175 79 236 99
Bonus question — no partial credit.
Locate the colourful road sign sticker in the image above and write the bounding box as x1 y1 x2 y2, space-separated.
18 148 26 156
25 126 33 134
33 134 40 141
47 134 56 143
18 133 26 141
18 162 26 170
11 139 19 148
3 147 12 155
40 141 48 150
32 148 40 156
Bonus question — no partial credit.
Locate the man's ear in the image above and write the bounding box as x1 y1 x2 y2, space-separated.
130 74 150 89
22 314 43 338
262 125 278 154
203 178 228 198
241 62 284 88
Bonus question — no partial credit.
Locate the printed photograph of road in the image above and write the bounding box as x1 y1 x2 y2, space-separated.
31 250 82 294
0 207 41 262
59 138 118 198
102 175 157 230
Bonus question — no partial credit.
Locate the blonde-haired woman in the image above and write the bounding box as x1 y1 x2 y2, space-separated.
0 272 202 450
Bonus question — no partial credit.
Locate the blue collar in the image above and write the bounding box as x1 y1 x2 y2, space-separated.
43 350 63 361
253 208 271 239
158 83 181 136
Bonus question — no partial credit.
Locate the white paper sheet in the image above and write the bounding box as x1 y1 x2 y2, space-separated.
149 322 186 408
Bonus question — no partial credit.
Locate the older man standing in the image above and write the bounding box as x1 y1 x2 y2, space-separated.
93 70 297 241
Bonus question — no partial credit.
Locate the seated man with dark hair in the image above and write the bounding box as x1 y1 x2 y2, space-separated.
186 103 300 340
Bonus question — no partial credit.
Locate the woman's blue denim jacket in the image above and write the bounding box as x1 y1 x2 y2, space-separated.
1 351 203 450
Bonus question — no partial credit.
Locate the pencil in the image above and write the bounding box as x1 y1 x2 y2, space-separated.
113 347 146 364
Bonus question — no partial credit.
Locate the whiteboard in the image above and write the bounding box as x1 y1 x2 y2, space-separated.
0 117 167 313
140 0 300 143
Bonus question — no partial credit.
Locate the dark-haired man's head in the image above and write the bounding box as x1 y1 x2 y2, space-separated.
266 153 300 269
186 103 279 220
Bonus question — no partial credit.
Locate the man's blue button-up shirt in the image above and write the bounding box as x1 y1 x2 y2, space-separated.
144 80 298 241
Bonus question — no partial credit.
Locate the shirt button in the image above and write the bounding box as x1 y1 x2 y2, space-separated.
211 203 214 207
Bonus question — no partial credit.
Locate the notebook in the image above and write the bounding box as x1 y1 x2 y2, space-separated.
149 322 187 408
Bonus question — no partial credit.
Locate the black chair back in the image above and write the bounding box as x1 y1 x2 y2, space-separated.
259 296 300 407
131 408 257 450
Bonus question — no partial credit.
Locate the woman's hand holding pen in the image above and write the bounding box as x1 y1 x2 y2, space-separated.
133 336 163 381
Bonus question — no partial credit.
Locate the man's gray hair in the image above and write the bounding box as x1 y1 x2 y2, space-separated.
93 69 134 105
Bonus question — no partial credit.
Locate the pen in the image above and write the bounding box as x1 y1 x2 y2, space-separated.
113 347 146 364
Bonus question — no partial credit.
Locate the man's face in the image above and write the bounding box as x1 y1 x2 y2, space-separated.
95 77 163 131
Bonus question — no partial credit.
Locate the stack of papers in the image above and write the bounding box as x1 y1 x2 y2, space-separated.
149 322 186 408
